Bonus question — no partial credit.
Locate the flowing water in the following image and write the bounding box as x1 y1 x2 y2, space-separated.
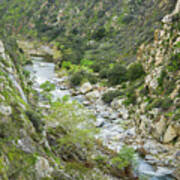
24 57 174 180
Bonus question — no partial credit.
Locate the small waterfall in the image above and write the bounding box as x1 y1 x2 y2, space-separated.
8 74 28 103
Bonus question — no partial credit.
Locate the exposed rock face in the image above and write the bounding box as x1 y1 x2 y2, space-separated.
162 0 180 23
35 157 53 178
163 125 178 143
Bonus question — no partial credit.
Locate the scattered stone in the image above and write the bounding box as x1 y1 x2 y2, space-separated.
35 156 53 178
0 104 12 116
80 82 93 94
95 117 105 127
86 90 100 101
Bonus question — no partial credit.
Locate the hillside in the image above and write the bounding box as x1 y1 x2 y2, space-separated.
0 0 176 64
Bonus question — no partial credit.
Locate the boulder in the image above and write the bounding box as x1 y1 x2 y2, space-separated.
80 82 93 94
0 104 12 116
35 156 53 178
154 116 166 139
163 125 178 143
86 90 100 101
0 41 5 54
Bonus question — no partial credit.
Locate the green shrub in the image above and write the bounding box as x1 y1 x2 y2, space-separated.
127 63 145 81
40 81 56 92
62 61 72 70
46 101 97 159
91 61 106 72
108 64 128 85
157 70 167 88
25 110 44 132
173 113 180 121
85 73 98 84
99 68 110 79
146 97 172 111
123 86 136 106
102 90 123 104
161 97 173 110
167 53 180 72
111 146 135 169
70 71 84 86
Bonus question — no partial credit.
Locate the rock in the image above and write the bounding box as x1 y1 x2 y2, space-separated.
156 167 174 176
125 127 136 137
111 98 124 109
174 150 180 160
82 100 91 106
154 116 166 139
118 107 129 120
86 90 100 101
35 156 53 178
163 125 177 143
173 167 180 180
80 82 93 94
0 105 12 116
109 112 118 120
0 41 5 54
0 95 5 101
95 117 105 127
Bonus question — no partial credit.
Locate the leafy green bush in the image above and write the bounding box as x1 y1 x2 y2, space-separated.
85 73 98 84
102 90 123 103
145 97 172 111
127 63 145 81
167 53 180 72
157 70 167 88
111 146 135 169
40 81 56 92
62 61 72 70
70 71 84 86
123 86 137 106
108 64 128 85
70 71 97 86
91 61 107 73
46 101 97 161
25 110 44 132
161 97 173 110
99 67 110 79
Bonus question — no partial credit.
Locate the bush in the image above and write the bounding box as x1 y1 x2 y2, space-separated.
102 90 123 104
161 97 173 110
145 97 172 111
70 71 97 86
157 70 167 88
40 81 56 92
85 73 98 84
167 53 180 72
25 110 44 132
111 146 135 169
91 61 107 73
123 86 136 106
62 61 72 70
99 67 110 79
108 64 128 85
127 63 145 81
70 71 84 86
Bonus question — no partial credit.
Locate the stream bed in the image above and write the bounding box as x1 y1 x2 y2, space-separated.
24 57 175 180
